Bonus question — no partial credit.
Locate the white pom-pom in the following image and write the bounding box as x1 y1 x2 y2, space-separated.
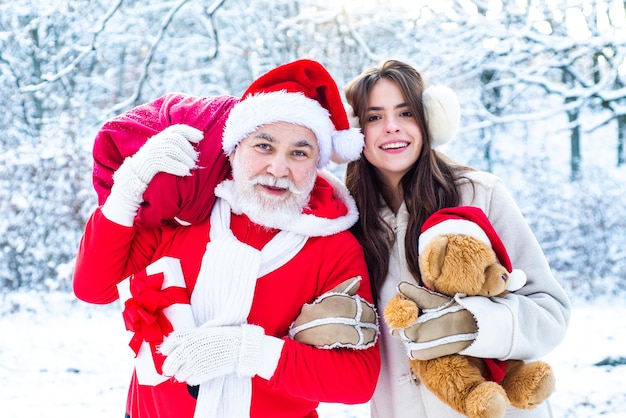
506 269 527 292
423 85 461 147
331 128 365 164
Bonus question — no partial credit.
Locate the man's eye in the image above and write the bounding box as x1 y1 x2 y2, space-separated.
293 150 307 157
257 143 272 151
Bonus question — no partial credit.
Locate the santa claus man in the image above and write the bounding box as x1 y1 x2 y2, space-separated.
73 59 380 418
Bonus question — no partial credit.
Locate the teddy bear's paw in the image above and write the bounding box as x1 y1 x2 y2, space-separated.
383 294 418 328
465 382 508 418
502 362 556 409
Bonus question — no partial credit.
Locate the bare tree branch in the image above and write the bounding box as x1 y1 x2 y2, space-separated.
109 0 226 114
19 0 124 93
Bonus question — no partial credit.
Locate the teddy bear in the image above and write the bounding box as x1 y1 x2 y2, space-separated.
384 206 555 418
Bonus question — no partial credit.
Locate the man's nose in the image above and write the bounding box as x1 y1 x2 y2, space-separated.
266 155 289 177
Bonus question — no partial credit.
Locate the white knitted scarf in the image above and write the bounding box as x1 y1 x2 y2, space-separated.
189 197 307 418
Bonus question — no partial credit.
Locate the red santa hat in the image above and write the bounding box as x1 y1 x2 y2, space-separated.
418 206 527 291
222 59 364 168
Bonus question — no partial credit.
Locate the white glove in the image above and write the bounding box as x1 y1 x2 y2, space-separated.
159 324 265 386
102 124 203 225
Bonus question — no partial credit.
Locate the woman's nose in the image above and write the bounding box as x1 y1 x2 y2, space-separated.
384 117 400 133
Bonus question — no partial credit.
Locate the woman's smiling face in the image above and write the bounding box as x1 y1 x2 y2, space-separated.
362 78 423 188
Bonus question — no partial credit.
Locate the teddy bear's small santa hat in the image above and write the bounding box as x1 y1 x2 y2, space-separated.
418 206 527 291
222 59 364 168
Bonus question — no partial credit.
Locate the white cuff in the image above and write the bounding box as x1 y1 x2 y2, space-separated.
456 295 515 359
101 192 138 227
255 335 285 380
237 324 264 377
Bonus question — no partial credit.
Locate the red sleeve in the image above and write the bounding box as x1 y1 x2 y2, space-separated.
259 233 381 404
270 339 380 404
72 208 159 304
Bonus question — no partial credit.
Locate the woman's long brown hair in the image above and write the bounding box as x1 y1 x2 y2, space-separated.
345 60 471 302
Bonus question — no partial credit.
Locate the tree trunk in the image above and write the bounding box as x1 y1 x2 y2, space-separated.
566 97 581 180
618 114 625 167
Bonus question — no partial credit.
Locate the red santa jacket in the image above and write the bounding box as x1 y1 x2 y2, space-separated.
73 173 381 418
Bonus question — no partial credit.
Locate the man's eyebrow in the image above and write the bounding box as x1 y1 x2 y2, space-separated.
294 139 314 149
253 132 275 141
252 132 314 149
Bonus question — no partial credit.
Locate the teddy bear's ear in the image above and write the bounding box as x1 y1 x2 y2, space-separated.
420 235 449 285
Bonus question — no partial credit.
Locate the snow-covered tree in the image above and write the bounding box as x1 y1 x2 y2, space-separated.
0 0 624 297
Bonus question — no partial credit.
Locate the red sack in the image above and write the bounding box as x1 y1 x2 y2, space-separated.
92 93 238 227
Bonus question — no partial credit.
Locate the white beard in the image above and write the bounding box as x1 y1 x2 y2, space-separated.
229 157 316 230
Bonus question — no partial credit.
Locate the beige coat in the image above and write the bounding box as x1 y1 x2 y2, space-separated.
370 171 571 418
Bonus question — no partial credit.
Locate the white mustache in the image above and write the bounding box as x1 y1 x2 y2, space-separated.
249 175 306 195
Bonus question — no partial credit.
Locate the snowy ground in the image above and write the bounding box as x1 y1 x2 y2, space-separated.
1 292 625 418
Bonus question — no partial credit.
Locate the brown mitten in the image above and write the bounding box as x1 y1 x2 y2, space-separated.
289 277 379 349
391 282 478 360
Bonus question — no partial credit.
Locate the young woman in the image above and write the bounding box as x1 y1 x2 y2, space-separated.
344 60 571 417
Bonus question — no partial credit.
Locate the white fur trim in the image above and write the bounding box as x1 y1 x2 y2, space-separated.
288 284 379 350
331 128 364 164
309 169 360 235
222 91 335 167
405 332 478 357
506 269 527 291
423 85 460 147
173 216 192 226
214 170 359 237
418 219 491 254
